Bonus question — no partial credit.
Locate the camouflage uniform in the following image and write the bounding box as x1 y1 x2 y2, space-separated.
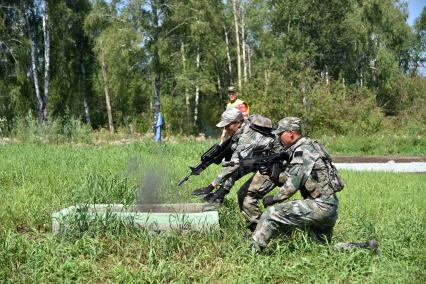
203 112 277 210
212 115 276 189
252 118 344 248
236 139 284 224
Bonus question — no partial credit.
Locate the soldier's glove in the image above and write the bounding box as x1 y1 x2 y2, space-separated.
259 165 271 176
262 195 276 207
191 184 214 196
203 186 228 204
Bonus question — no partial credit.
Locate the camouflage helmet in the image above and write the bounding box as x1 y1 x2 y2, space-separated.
216 108 244 127
228 86 237 93
272 117 302 134
250 114 273 129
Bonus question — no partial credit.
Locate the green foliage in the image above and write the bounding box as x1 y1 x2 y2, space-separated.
0 142 425 282
11 111 92 144
0 0 425 136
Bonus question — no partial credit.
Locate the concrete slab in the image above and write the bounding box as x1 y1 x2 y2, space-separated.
52 203 220 235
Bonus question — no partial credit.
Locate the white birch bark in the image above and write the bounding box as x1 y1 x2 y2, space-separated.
29 28 42 120
325 65 329 86
42 0 50 120
79 44 90 124
194 51 200 124
248 46 252 78
25 7 43 122
241 7 247 83
101 58 114 133
151 0 161 136
224 26 232 82
232 0 241 89
264 69 270 96
181 42 190 117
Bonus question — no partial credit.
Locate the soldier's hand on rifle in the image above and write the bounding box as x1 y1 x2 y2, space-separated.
259 165 271 176
262 195 276 207
191 184 215 196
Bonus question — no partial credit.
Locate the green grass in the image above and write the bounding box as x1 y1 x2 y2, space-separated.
0 142 425 283
318 134 426 156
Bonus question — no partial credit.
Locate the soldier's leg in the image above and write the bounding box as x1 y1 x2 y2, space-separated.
237 174 254 212
238 172 275 224
252 199 337 249
204 168 248 204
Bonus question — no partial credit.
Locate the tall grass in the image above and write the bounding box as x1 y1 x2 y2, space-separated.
8 112 93 144
0 142 425 282
2 111 426 155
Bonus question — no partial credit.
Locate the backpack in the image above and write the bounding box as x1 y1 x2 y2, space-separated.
311 140 345 192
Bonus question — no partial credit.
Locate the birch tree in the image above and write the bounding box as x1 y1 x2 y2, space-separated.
240 3 247 83
224 25 233 83
24 3 43 121
232 0 241 89
41 0 49 120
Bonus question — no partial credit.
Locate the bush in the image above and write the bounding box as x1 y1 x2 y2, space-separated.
11 112 93 144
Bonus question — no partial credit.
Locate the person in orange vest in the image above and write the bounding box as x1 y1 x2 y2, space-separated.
220 86 249 143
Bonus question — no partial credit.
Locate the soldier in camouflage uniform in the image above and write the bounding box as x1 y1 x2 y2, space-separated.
252 117 345 250
192 108 277 206
236 140 283 226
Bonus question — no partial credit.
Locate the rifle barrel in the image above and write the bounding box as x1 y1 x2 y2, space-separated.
178 174 191 186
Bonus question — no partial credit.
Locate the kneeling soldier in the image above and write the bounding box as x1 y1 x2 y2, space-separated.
192 108 277 207
252 117 345 250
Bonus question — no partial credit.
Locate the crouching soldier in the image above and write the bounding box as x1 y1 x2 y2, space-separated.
192 108 276 205
252 117 345 250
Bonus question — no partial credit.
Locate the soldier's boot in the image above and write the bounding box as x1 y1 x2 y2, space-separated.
247 222 257 232
203 187 228 204
191 184 214 196
335 239 380 255
308 226 333 244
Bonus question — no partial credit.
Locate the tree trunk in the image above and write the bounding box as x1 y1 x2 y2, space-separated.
232 0 241 89
241 7 247 83
25 7 43 122
224 25 232 84
325 65 329 86
264 69 270 96
181 41 190 119
100 58 114 133
79 42 90 124
151 0 161 136
194 51 200 124
41 0 50 121
248 46 252 78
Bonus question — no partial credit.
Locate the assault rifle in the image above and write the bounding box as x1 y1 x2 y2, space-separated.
178 137 233 186
223 151 289 169
222 151 290 182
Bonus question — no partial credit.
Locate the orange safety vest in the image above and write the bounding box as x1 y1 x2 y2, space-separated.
226 98 249 117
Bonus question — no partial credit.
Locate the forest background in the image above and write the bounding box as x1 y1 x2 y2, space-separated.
1 0 425 140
